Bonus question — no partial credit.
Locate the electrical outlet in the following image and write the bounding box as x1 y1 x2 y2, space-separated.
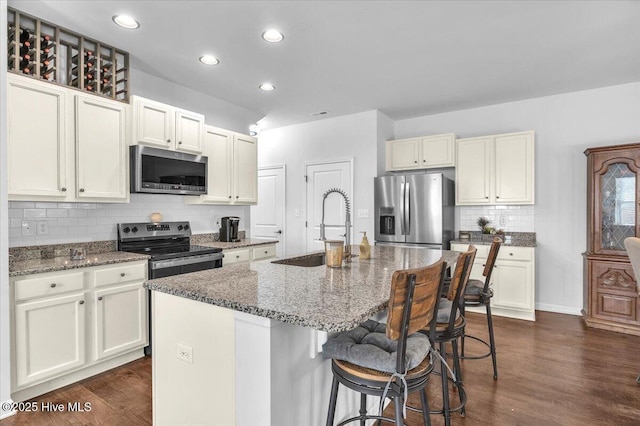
499 215 507 226
295 209 300 218
37 221 49 235
21 221 35 236
214 216 222 227
357 209 369 218
177 343 193 364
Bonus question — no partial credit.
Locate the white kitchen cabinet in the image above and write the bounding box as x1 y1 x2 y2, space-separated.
8 74 129 203
186 126 258 205
14 292 86 388
132 96 204 154
7 74 68 199
385 133 455 171
451 243 535 321
223 244 276 265
455 131 534 205
75 94 128 200
11 261 147 398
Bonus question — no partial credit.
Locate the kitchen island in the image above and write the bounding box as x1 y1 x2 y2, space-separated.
145 245 459 426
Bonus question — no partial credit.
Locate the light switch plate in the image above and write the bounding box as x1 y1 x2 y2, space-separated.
177 343 193 364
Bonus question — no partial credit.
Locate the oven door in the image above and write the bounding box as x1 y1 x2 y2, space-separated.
149 252 223 279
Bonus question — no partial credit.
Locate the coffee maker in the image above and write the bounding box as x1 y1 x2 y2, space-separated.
220 217 240 242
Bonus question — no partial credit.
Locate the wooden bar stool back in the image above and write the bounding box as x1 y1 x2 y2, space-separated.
324 258 447 426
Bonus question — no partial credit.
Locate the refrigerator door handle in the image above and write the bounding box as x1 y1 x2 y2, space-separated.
404 182 410 235
399 182 406 235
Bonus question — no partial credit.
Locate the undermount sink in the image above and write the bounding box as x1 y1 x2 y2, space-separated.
272 252 357 267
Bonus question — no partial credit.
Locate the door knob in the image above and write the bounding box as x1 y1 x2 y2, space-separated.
274 230 282 234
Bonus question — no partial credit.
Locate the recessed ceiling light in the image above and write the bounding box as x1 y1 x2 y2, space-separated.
112 15 140 29
262 29 284 43
199 55 220 66
259 83 275 91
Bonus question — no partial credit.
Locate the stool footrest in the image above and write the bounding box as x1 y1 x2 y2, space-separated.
461 334 492 360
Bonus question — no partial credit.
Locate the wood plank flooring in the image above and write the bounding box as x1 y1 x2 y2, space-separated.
2 311 640 425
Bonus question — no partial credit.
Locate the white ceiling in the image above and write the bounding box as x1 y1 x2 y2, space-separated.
9 0 640 130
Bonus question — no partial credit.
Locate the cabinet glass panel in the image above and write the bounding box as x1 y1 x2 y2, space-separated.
601 163 636 250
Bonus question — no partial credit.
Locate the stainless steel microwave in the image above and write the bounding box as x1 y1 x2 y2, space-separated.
130 145 208 195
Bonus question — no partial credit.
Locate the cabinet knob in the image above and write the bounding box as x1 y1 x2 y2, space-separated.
265 250 268 254
61 187 67 192
509 253 513 256
485 196 489 199
228 195 232 199
79 300 85 305
422 160 426 162
236 255 240 258
120 272 126 277
167 139 171 143
178 141 183 145
79 188 85 193
236 196 239 198
98 296 103 301
50 283 57 288
496 196 500 199
414 160 417 163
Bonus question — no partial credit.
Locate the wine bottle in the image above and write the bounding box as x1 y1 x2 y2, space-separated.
41 67 56 80
20 45 35 60
19 28 30 43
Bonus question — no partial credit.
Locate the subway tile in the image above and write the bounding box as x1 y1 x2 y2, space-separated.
76 218 97 226
57 203 76 209
35 202 57 209
24 209 46 219
76 203 97 209
68 209 88 218
10 202 35 209
10 218 23 228
57 218 78 227
47 209 68 218
8 209 23 218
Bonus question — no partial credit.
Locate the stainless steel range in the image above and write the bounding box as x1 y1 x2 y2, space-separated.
117 221 223 279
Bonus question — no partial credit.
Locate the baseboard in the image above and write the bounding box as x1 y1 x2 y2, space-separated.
0 399 16 420
535 303 582 316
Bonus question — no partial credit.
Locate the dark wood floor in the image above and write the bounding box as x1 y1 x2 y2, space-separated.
2 311 640 425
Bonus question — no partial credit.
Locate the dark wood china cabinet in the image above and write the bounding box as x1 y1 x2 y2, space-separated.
584 143 640 335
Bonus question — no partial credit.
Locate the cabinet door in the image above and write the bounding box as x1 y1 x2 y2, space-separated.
8 75 68 199
494 132 534 204
133 97 173 149
492 260 533 312
456 137 492 205
421 134 455 168
175 110 204 154
223 248 251 265
75 95 128 200
233 134 258 204
14 293 86 387
94 282 147 361
202 126 233 203
385 138 420 171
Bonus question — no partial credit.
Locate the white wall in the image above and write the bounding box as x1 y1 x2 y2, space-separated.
258 111 379 255
394 82 640 315
0 0 11 416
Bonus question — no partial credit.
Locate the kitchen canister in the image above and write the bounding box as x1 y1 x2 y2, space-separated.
324 240 344 268
70 247 87 260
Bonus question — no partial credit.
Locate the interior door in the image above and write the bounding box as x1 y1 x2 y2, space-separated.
251 166 286 257
305 161 352 253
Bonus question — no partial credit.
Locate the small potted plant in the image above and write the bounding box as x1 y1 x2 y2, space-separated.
477 217 493 241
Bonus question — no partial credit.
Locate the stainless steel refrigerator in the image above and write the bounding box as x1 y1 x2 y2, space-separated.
374 173 454 248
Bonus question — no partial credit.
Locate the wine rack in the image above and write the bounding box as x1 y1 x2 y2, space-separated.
7 7 130 102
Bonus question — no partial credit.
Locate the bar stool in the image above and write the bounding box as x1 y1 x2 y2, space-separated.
430 245 476 425
461 237 502 380
623 237 640 383
323 259 447 426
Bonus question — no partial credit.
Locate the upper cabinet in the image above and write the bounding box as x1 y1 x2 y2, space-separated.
8 74 128 203
385 133 455 171
456 131 534 205
132 96 204 154
186 125 257 205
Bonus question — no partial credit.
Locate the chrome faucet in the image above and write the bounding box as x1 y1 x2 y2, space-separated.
320 188 351 258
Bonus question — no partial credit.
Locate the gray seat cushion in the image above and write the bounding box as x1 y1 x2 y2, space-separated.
465 279 484 296
437 298 460 323
322 319 430 373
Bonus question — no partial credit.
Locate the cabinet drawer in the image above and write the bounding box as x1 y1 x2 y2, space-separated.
14 271 85 302
252 245 276 260
94 262 147 288
590 260 637 294
223 249 251 265
452 243 489 259
497 246 533 262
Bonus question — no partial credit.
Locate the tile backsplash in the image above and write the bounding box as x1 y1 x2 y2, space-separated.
457 205 535 233
8 194 249 247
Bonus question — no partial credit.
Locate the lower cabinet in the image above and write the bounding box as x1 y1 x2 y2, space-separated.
452 244 536 321
11 260 148 397
223 244 276 266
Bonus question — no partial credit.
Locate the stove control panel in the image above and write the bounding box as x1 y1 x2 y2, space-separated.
147 224 171 232
117 221 193 241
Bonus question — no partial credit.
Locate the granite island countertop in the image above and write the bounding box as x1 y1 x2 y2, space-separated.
9 251 150 277
144 245 459 332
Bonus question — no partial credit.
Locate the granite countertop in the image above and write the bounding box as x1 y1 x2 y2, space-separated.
197 239 279 250
9 251 150 277
451 231 536 248
145 245 460 332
